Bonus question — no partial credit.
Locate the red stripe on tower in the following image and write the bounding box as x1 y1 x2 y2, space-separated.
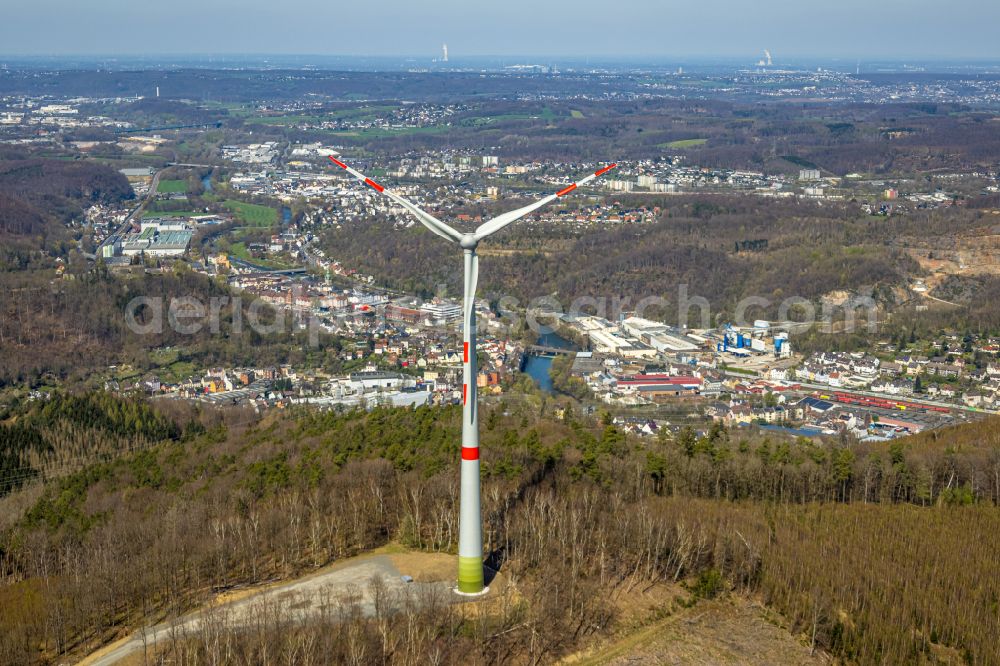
556 183 577 197
464 342 469 363
594 163 618 177
364 178 385 192
461 447 479 461
328 156 347 169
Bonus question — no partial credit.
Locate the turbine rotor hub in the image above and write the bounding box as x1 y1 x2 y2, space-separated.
460 233 478 250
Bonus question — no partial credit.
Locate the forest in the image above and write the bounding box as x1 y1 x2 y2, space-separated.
1 393 998 664
0 391 179 497
317 194 998 328
0 264 352 387
0 157 132 208
0 155 132 270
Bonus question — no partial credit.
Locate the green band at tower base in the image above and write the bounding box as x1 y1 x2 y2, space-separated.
457 555 484 593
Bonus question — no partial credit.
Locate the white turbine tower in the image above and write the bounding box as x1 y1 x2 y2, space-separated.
328 155 617 594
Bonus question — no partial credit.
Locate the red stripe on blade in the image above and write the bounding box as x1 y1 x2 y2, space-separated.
364 178 384 192
463 383 467 405
594 163 618 176
464 342 469 363
461 447 479 461
328 156 347 169
556 183 577 197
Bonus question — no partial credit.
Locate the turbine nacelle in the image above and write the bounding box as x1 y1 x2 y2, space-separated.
460 233 478 250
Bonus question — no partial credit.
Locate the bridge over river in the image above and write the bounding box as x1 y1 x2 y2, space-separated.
526 345 578 357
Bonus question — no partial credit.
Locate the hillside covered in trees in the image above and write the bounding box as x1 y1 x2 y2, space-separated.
318 194 996 325
0 155 132 266
1 394 998 664
0 266 344 387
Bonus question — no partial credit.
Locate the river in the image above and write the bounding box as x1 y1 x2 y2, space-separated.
522 330 575 393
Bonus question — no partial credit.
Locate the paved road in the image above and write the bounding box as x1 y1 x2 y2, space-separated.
81 554 449 666
168 162 216 169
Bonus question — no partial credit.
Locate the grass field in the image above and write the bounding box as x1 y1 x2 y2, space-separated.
462 106 559 127
779 155 821 169
246 105 399 127
160 361 199 384
246 114 327 126
228 242 252 261
91 155 165 167
570 109 585 119
141 210 203 219
149 349 198 383
148 348 179 365
156 179 188 193
325 125 451 139
228 241 294 269
662 138 708 149
720 364 758 376
223 200 278 227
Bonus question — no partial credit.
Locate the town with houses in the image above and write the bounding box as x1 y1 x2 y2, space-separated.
76 145 997 272
3 86 996 222
5 86 1000 446
101 243 998 445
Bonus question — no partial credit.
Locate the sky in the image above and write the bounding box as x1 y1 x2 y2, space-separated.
2 0 998 60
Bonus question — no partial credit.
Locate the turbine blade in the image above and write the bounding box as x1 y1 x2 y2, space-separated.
384 191 460 243
327 155 461 242
474 163 618 241
464 253 479 332
464 252 479 424
473 194 558 241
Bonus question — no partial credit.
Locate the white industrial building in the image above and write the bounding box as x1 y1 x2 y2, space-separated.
420 299 462 326
620 316 700 352
348 370 413 391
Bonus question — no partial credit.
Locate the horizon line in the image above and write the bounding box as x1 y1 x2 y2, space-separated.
1 53 1000 63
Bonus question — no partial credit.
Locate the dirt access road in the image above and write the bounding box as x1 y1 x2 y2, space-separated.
80 552 454 666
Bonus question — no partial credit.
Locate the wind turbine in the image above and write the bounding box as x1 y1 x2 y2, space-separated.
328 155 617 594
